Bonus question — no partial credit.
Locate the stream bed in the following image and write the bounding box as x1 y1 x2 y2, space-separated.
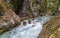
0 16 51 38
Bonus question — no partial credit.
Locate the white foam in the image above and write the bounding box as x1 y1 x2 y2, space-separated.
0 16 51 38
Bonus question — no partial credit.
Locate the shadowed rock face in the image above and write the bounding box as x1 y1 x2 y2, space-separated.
38 16 60 38
10 0 24 14
5 0 59 17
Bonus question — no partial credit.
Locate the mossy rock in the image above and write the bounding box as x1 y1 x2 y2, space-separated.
38 16 60 38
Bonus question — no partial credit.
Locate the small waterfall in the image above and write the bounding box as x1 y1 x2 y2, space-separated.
0 16 51 38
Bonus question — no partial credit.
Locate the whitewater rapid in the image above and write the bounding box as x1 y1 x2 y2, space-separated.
0 16 51 38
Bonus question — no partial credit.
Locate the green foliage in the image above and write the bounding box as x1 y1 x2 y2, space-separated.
31 0 36 3
38 0 60 15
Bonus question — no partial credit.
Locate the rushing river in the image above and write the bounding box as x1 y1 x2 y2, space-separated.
0 16 51 38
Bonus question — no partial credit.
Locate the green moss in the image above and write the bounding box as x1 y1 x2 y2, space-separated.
37 5 41 10
31 0 36 3
0 4 4 16
41 0 59 15
0 4 4 11
0 29 6 34
2 0 13 9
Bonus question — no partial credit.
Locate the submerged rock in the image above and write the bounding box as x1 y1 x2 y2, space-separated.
38 16 60 38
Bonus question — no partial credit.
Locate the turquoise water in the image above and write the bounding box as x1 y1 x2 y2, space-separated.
0 16 51 38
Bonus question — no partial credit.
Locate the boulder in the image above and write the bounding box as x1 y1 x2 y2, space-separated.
0 9 20 34
38 16 60 38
